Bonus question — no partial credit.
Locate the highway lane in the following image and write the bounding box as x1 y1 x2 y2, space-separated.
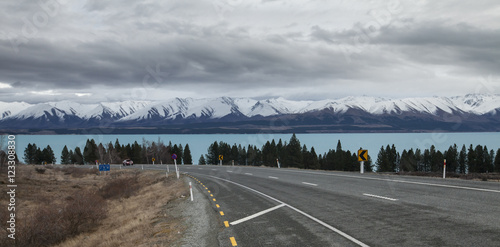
127 164 500 246
185 173 356 247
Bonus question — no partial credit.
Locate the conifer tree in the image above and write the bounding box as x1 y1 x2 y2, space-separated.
69 150 75 164
286 134 303 168
458 145 467 174
494 148 500 173
24 143 37 164
34 147 43 164
445 144 459 173
309 147 320 170
238 144 246 166
42 145 56 164
83 139 98 164
73 147 84 165
183 144 193 165
207 141 219 165
198 154 206 165
61 145 70 165
376 146 389 172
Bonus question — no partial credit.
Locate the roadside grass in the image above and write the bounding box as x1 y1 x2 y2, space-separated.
58 170 189 247
0 165 189 247
396 171 500 182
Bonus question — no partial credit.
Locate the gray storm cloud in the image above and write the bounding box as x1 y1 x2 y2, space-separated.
0 0 499 102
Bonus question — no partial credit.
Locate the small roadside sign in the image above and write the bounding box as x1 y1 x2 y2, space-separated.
358 150 368 162
172 154 177 160
219 155 223 161
99 164 110 171
152 158 155 162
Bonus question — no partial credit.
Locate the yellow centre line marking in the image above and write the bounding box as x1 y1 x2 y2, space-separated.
210 194 214 197
224 221 229 228
213 198 216 201
216 204 220 208
220 211 224 216
230 237 237 246
208 190 211 193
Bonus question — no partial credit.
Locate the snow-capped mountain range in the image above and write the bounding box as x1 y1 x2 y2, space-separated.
1 94 499 133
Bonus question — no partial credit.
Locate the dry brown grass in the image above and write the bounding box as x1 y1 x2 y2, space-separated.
396 171 500 182
0 165 189 247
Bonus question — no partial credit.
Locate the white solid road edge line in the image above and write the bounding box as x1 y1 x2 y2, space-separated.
207 175 370 247
302 182 318 186
245 173 253 175
268 176 279 179
363 193 398 201
230 204 286 226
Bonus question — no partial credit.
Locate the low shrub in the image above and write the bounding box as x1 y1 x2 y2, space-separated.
99 175 140 199
14 191 107 247
35 167 46 174
57 167 95 178
63 191 107 235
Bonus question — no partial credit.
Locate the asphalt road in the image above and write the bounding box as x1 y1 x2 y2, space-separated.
123 164 500 247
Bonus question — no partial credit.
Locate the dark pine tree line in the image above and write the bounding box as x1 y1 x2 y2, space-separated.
24 139 192 165
201 134 373 172
23 143 56 164
376 144 500 174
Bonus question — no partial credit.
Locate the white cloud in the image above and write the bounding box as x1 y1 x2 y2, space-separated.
30 90 61 96
75 93 92 97
0 82 12 89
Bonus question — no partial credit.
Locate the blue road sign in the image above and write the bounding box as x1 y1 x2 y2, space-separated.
99 164 110 171
172 154 177 160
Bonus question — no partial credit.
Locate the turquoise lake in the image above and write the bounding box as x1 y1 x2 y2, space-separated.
7 132 500 164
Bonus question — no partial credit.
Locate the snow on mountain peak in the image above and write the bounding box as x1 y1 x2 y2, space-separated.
1 95 500 124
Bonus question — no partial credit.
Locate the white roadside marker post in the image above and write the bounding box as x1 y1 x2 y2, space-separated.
277 159 280 168
189 182 194 202
142 165 144 170
175 159 179 179
360 161 364 174
443 159 446 179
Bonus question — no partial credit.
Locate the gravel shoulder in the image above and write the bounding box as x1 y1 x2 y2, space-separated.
175 177 220 247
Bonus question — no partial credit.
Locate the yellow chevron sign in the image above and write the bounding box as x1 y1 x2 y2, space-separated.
358 150 368 162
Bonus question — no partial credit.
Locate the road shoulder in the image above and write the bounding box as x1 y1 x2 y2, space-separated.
176 177 220 247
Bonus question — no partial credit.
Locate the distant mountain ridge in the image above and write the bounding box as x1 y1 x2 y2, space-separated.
1 94 499 133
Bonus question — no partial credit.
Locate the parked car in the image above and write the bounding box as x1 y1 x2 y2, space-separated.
122 159 134 166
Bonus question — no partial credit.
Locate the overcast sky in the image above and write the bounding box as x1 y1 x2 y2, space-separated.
0 0 499 103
